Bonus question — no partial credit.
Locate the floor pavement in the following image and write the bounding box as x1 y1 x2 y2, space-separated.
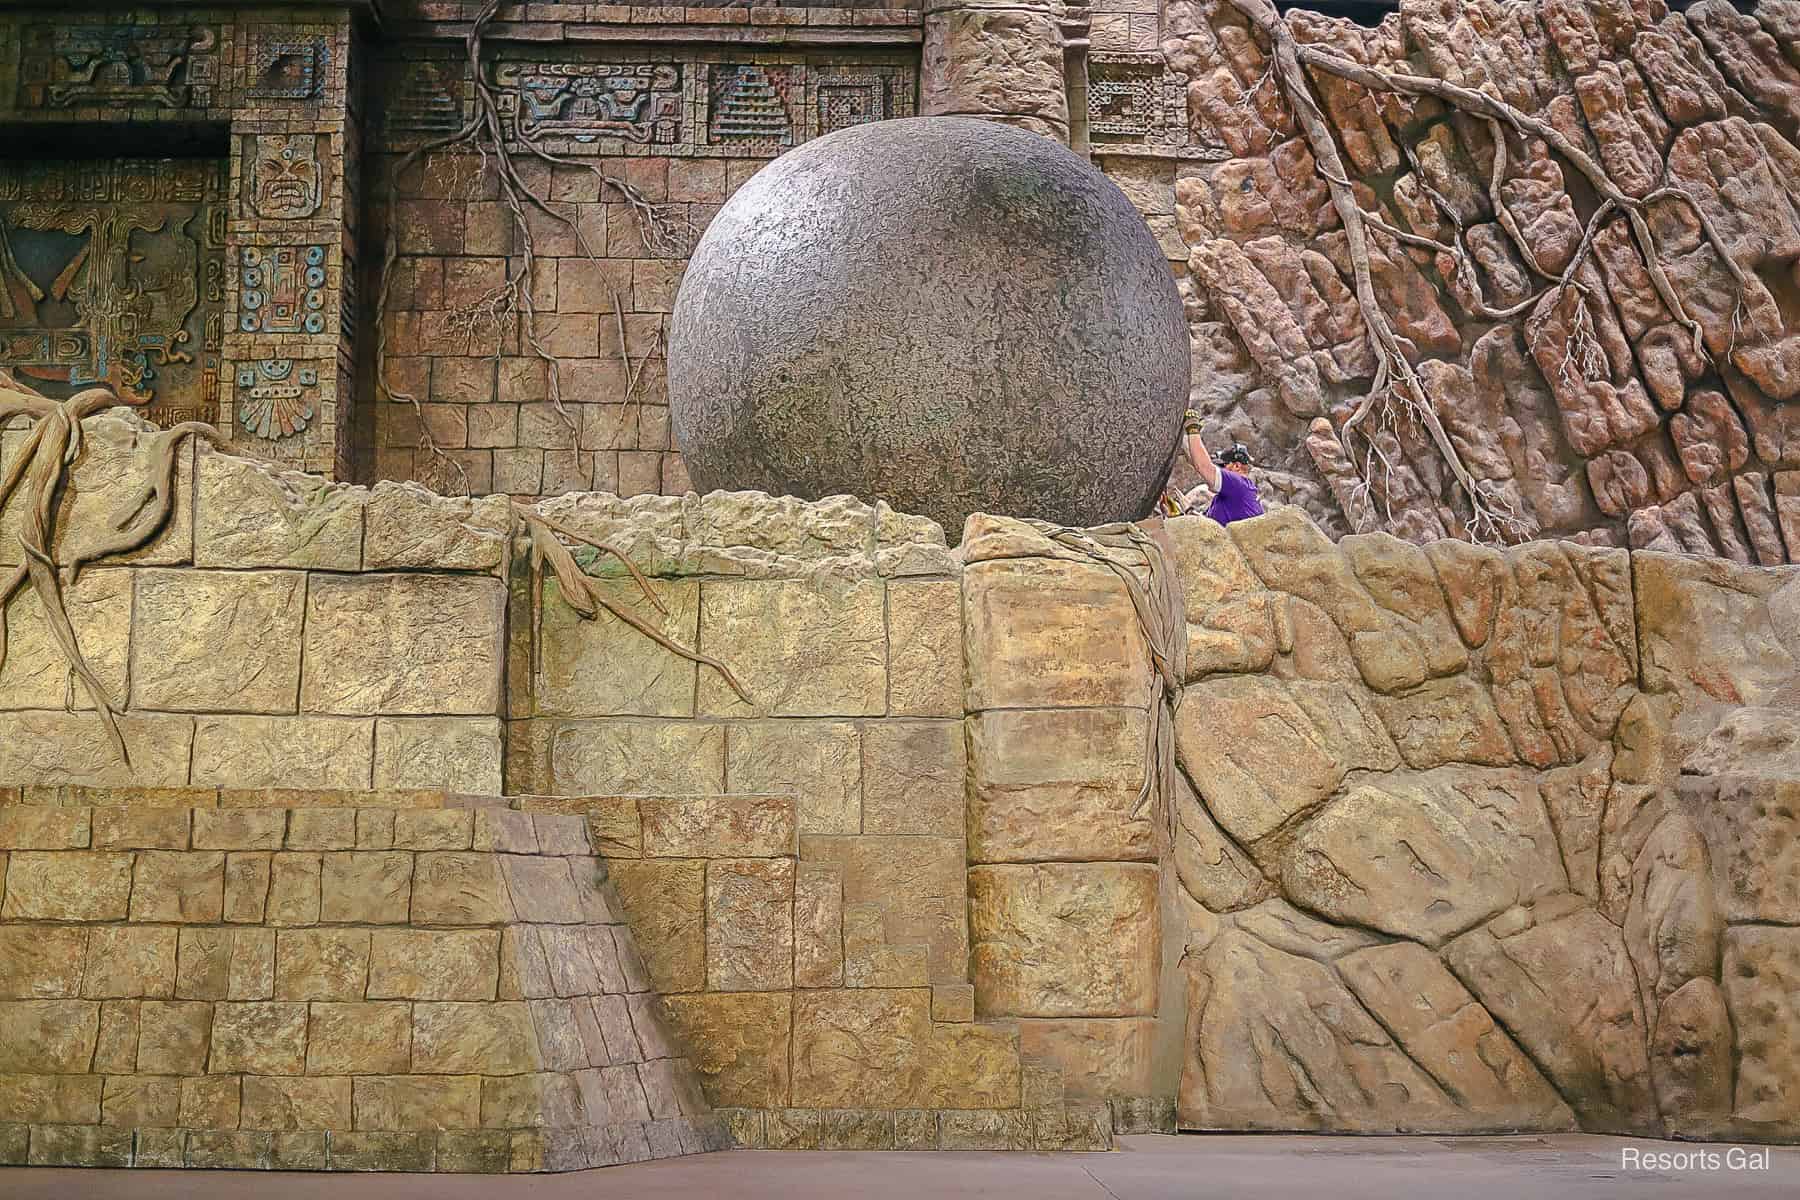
3 1133 1794 1199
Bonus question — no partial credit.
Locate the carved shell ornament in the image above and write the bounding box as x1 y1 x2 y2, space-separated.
236 357 317 440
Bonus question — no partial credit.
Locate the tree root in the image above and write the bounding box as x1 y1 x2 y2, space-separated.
0 375 215 765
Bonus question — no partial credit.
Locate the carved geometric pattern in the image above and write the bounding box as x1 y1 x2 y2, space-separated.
816 74 887 136
250 36 329 100
386 60 465 135
18 24 219 111
494 61 682 146
239 245 328 336
1088 53 1166 142
707 65 797 154
235 358 319 440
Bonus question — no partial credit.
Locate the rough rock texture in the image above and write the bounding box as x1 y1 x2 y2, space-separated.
1143 0 1800 563
669 116 1188 535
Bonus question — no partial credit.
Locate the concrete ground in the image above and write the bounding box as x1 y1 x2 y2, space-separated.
4 1134 1795 1199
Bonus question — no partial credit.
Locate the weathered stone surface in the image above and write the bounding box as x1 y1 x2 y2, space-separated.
195 450 365 570
706 858 794 991
130 850 226 923
0 571 130 712
790 988 1020 1110
1018 1018 1155 1101
1174 676 1349 846
363 483 509 573
191 716 374 790
372 717 503 794
412 1002 540 1074
1623 813 1722 1032
662 992 791 1108
802 835 968 986
607 860 705 993
2 852 132 921
969 864 1158 1018
131 569 306 712
536 578 699 718
1443 897 1659 1133
696 579 886 717
923 12 1068 132
1721 926 1800 1136
138 1000 211 1073
1686 707 1800 779
301 574 506 715
410 853 514 926
794 861 844 989
1678 776 1800 924
862 722 965 839
0 928 87 999
887 580 963 718
209 1002 308 1075
0 712 193 788
547 720 725 796
671 118 1186 532
0 1000 98 1072
1636 553 1798 714
274 929 371 1001
1650 976 1734 1139
306 1002 411 1075
726 723 860 835
242 1076 353 1131
1280 768 1568 947
968 707 1152 863
964 557 1153 710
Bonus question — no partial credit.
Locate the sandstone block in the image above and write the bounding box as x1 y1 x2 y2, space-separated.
28 1123 132 1167
306 1002 411 1075
267 853 322 925
228 929 276 1000
887 580 963 717
707 858 795 991
1174 675 1347 845
964 558 1151 710
661 992 792 1108
93 1001 139 1073
0 572 130 712
209 1002 309 1075
501 856 583 924
363 484 510 573
179 1074 241 1128
192 716 376 790
138 1001 211 1074
863 722 965 838
1 851 132 920
185 1130 273 1168
369 930 500 1001
790 988 1020 1110
727 722 861 834
1373 676 1516 769
131 570 306 712
472 810 537 854
0 1001 98 1072
412 1002 540 1074
242 1075 352 1130
301 574 506 715
529 998 587 1071
1634 552 1796 712
1722 926 1800 1135
1019 1018 1155 1100
286 810 355 851
0 806 90 851
410 853 514 925
392 809 475 851
357 810 397 850
547 721 724 795
129 850 226 923
607 859 705 993
175 927 231 1000
274 929 370 1001
932 984 975 1024
922 7 1068 130
537 578 699 717
100 1074 179 1127
968 707 1151 862
697 578 887 717
373 717 503 794
802 835 967 985
353 1075 482 1131
91 806 189 851
82 926 177 999
639 793 795 858
0 712 192 788
540 926 606 997
326 1130 434 1171
224 852 271 923
320 852 414 924
193 809 287 851
194 451 365 570
794 861 844 989
969 864 1159 1017
0 928 86 999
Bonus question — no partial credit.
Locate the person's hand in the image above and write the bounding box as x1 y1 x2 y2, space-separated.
1183 408 1202 434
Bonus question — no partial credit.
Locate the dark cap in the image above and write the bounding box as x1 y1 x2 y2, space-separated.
1217 442 1253 467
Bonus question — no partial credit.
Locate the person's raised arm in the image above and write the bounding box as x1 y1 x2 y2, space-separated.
1182 408 1221 492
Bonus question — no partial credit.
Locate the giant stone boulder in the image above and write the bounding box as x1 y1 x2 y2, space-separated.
668 116 1189 535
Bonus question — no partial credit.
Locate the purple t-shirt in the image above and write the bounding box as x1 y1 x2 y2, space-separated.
1205 470 1264 526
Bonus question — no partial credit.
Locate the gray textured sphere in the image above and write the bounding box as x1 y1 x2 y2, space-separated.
667 116 1189 535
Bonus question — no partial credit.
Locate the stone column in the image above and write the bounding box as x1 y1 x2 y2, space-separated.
921 0 1073 141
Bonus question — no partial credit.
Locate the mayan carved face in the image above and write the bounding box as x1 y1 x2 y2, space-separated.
250 135 323 219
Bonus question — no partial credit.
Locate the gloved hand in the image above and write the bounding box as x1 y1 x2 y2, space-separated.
1182 408 1202 434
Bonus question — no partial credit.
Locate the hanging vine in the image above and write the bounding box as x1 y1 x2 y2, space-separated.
1221 0 1747 544
375 0 693 493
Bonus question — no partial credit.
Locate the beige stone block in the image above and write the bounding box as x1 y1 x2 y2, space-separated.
411 852 514 925
537 578 699 717
229 929 275 1000
184 1129 274 1168
369 930 500 1001
26 1122 133 1166
472 810 536 854
606 860 704 994
0 573 130 712
969 864 1159 1017
1 851 132 921
0 712 193 788
843 902 929 988
353 1074 481 1131
790 989 1020 1109
174 927 231 1000
100 1074 179 1126
531 814 589 856
301 574 505 715
373 717 503 793
129 850 225 922
267 853 321 925
326 1129 433 1171
412 1002 540 1074
274 929 370 1001
363 483 510 573
964 558 1151 710
193 809 288 851
269 1128 327 1168
91 806 188 851
286 810 355 850
0 927 86 998
180 1074 241 1128
863 721 966 837
728 722 861 835
305 1002 411 1075
888 579 963 717
82 926 177 999
764 1107 821 1149
435 1129 511 1171
392 809 474 851
529 997 588 1071
0 807 89 850
194 450 365 570
698 579 887 716
547 720 725 795
968 707 1152 863
661 992 790 1108
131 569 305 712
319 852 413 924
0 1000 98 1072
93 1001 139 1073
241 1075 351 1130
209 1002 308 1074
707 858 795 991
501 856 583 923
1373 677 1516 770
803 835 968 985
191 715 375 790
933 984 976 1023
137 1000 211 1074
639 793 795 858
794 861 844 989
134 1126 185 1166
481 1070 573 1129
1019 1018 1155 1099
357 810 397 850
588 994 641 1065
224 852 271 922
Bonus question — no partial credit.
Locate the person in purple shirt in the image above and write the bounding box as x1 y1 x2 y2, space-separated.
1180 408 1264 525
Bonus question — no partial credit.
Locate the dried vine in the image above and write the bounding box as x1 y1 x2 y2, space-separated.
0 373 219 764
1223 0 1746 544
374 0 692 493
